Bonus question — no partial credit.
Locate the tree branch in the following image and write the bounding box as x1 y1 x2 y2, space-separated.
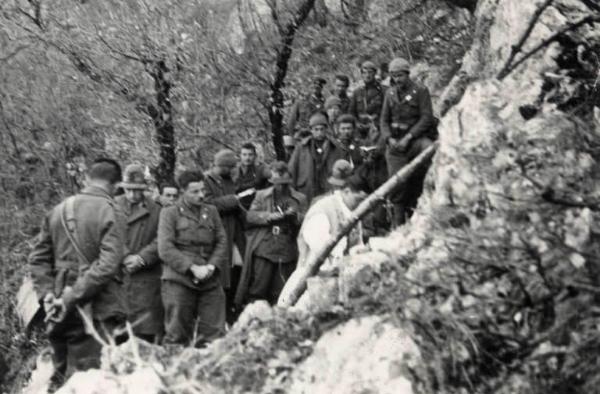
499 13 600 80
497 0 554 80
278 142 438 307
268 0 316 160
266 0 284 36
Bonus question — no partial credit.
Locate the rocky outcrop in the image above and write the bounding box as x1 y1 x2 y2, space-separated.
287 316 423 394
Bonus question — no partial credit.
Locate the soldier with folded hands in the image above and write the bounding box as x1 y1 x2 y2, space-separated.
158 170 227 346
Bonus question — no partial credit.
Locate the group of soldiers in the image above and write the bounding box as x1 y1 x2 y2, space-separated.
27 56 436 391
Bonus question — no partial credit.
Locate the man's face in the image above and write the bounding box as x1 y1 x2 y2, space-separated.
391 71 409 86
338 122 355 142
334 79 348 96
240 148 256 167
311 124 327 141
362 68 376 84
326 107 340 125
160 186 178 206
183 181 206 206
124 188 144 204
342 188 367 210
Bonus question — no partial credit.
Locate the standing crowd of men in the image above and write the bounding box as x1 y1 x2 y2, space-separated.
27 57 436 391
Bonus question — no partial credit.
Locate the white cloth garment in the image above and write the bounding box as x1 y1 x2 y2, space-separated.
301 191 352 270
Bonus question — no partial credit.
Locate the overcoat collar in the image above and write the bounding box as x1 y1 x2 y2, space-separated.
81 185 112 199
177 200 211 224
126 201 150 224
205 169 228 189
393 79 417 98
115 196 151 224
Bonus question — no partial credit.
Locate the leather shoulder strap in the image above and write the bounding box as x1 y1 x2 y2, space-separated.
61 196 92 265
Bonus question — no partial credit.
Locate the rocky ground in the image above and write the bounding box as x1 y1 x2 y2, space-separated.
20 0 600 392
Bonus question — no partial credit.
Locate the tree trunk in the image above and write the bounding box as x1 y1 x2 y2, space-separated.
277 142 438 307
269 0 316 161
148 60 176 184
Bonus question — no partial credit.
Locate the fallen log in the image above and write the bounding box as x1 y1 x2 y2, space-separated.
277 142 438 307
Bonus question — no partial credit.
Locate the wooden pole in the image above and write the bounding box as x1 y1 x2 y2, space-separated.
277 142 438 307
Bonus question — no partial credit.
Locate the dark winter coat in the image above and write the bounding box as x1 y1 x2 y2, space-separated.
234 186 307 305
232 162 271 193
204 169 246 289
380 79 435 144
349 82 385 124
232 162 272 210
115 195 163 336
288 136 346 203
286 94 325 134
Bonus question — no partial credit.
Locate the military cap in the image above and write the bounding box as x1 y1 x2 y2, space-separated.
269 161 293 185
361 60 377 71
328 159 353 187
120 164 147 189
336 113 356 126
313 77 327 86
214 149 238 167
294 129 312 141
324 96 342 110
389 57 410 73
309 112 329 128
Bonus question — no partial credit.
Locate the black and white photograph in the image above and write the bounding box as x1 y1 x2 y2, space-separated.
1 0 599 393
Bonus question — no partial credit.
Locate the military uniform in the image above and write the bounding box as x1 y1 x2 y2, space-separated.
380 78 435 222
204 169 246 323
158 200 227 346
286 94 325 134
204 170 246 288
115 195 163 341
235 187 307 305
288 136 346 203
349 81 385 130
337 94 351 114
29 185 126 386
338 141 363 169
232 162 271 209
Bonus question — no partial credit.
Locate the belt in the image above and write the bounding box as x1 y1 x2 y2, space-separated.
390 122 410 138
271 225 293 235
